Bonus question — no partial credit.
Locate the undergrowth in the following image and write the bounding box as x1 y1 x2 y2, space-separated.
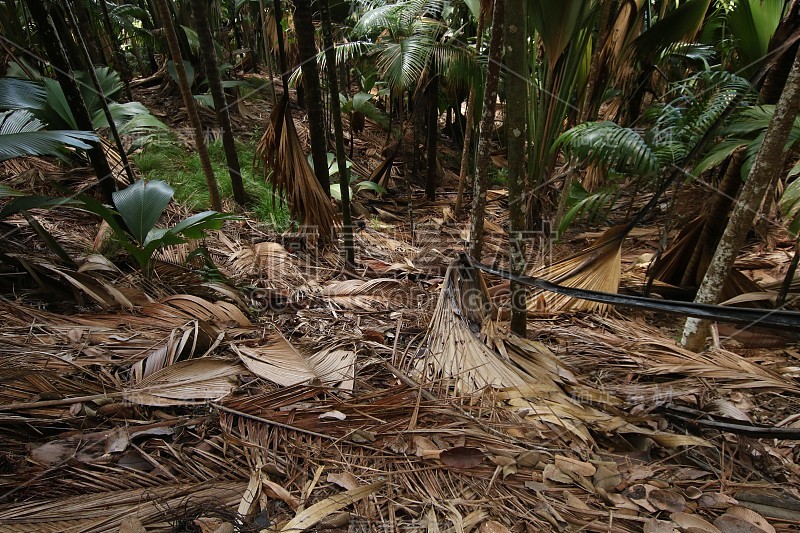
132 136 290 230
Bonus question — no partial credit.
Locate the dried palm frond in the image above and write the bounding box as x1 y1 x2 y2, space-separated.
256 95 337 243
233 332 356 390
319 278 410 311
0 481 246 532
125 358 241 406
529 224 625 313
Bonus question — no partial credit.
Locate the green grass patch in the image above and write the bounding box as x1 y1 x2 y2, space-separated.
132 136 290 230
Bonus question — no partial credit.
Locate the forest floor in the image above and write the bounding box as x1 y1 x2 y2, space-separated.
0 76 799 532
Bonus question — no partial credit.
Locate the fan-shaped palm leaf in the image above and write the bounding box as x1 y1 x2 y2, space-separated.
0 110 96 162
556 121 660 176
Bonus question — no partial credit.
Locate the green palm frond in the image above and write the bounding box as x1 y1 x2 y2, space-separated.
674 71 754 141
634 0 712 61
529 0 592 71
379 33 436 93
0 78 47 110
0 110 97 162
727 0 786 76
556 121 660 177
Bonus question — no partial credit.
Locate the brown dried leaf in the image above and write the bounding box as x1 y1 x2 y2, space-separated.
727 506 775 533
649 489 686 513
593 464 622 491
440 447 485 469
555 455 596 477
279 481 384 532
480 520 511 533
125 358 240 406
327 471 359 491
643 518 678 533
670 512 721 532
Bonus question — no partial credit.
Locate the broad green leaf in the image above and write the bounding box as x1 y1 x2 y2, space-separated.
112 180 174 245
634 0 712 61
0 78 46 110
169 210 239 239
167 60 196 87
0 194 78 219
728 0 785 76
0 110 96 162
355 181 386 195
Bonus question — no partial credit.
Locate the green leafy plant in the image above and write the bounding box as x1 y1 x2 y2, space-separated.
557 181 619 237
0 68 166 140
0 110 97 162
79 179 238 274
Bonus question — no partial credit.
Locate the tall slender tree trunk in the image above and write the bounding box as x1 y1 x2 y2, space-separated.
469 0 505 260
154 0 222 211
424 65 439 200
73 0 102 65
681 45 800 351
454 12 486 215
190 0 246 206
65 0 137 187
98 0 134 101
272 0 291 94
505 0 527 336
320 0 354 266
294 0 331 196
27 0 117 204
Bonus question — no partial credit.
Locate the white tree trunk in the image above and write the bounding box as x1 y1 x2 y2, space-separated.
681 45 800 351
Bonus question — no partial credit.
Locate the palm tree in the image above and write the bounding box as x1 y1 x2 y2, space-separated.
294 0 331 196
321 0 354 265
190 0 247 206
468 0 503 260
153 0 222 211
682 44 800 351
348 0 476 196
504 0 527 336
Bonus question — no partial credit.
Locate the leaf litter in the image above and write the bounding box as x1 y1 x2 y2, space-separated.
2 159 800 531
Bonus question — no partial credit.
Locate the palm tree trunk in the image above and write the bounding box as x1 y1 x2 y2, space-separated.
424 66 438 200
469 0 505 260
505 0 527 336
454 11 486 215
154 0 222 211
258 0 278 105
320 0 354 266
680 151 743 287
73 0 102 65
27 0 117 204
98 0 134 102
190 0 246 206
294 0 331 196
65 0 137 187
272 0 291 94
682 44 800 351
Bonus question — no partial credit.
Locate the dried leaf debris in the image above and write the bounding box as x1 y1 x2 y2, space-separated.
1 169 800 532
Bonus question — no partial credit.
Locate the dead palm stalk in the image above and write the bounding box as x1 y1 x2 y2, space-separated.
256 95 337 243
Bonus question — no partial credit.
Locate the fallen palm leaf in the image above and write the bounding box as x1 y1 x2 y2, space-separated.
320 278 407 310
257 94 337 243
528 225 625 313
233 334 356 390
125 358 240 406
279 481 384 532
